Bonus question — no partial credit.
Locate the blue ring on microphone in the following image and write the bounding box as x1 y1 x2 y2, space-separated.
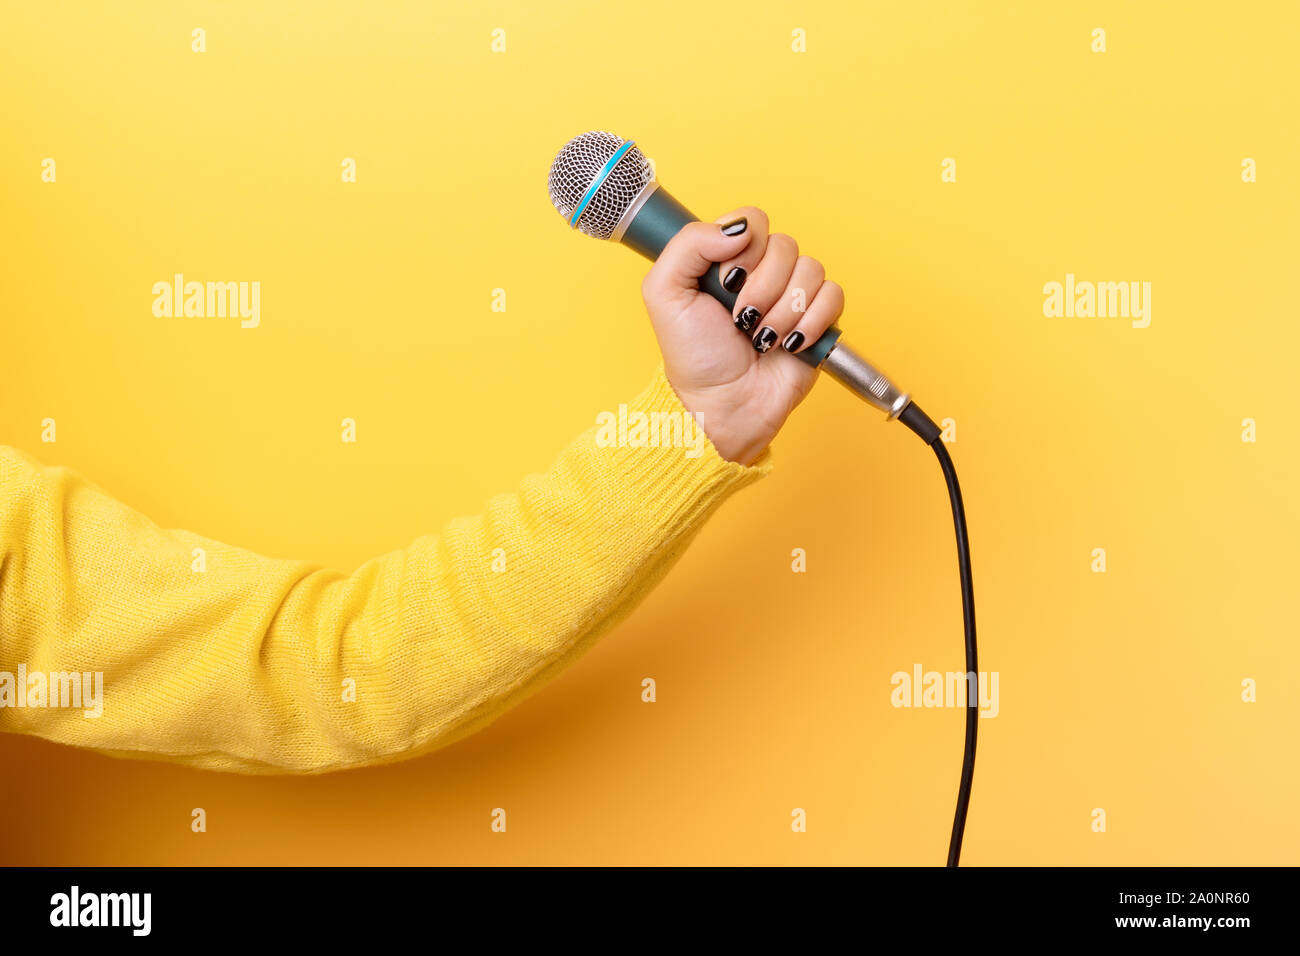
569 139 635 229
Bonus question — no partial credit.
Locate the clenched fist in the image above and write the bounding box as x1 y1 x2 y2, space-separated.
641 208 844 465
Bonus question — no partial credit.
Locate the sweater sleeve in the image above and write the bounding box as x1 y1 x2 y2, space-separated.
0 369 770 773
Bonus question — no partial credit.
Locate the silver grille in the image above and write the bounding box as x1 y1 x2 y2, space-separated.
547 131 655 240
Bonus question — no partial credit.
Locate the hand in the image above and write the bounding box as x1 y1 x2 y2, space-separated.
641 207 844 465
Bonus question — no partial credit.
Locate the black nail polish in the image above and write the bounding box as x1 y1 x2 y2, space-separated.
752 326 778 353
720 217 748 236
735 306 761 333
782 330 806 352
721 266 747 294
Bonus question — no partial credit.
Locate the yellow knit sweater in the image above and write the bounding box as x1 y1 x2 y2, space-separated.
0 370 768 773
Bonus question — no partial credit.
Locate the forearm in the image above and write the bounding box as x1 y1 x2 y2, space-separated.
0 369 768 773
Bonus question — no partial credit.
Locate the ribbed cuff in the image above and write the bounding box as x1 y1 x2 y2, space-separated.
587 367 772 546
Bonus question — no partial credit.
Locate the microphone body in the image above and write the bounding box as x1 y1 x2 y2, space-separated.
616 183 910 419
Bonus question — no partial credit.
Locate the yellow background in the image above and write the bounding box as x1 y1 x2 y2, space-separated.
2 1 1297 865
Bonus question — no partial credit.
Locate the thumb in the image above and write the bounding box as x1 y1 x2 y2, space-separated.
644 219 751 299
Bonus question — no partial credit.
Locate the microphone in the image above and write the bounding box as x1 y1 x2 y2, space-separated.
547 131 979 868
546 130 924 430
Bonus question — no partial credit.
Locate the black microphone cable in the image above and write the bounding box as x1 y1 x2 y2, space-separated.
899 402 978 867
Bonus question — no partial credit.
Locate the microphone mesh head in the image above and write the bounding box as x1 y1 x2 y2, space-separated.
547 131 654 240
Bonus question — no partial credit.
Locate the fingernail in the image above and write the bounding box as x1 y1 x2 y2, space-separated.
782 330 806 352
722 266 747 294
735 306 761 333
720 217 748 236
752 326 778 353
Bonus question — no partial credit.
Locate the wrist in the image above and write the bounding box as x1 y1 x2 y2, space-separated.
667 382 775 466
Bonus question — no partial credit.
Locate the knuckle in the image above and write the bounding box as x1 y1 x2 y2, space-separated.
668 222 708 254
817 280 845 315
798 255 825 281
738 206 768 229
769 233 798 258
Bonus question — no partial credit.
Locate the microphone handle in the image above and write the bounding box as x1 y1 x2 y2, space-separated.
619 184 910 419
